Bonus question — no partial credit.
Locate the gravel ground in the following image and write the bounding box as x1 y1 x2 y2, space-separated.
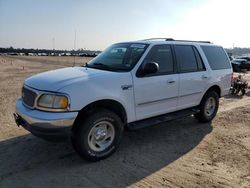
0 56 249 188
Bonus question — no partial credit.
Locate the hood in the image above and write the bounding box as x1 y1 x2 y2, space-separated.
25 67 109 91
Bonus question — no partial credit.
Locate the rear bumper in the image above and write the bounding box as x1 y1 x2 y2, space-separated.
15 98 78 140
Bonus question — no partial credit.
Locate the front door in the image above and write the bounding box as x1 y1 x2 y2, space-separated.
133 44 178 120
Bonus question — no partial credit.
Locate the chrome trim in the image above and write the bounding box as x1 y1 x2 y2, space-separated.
16 98 77 128
22 85 39 109
178 91 202 98
137 91 203 106
137 96 178 106
23 85 71 112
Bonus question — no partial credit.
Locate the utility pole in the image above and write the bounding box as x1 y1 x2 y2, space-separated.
52 37 55 55
73 30 76 66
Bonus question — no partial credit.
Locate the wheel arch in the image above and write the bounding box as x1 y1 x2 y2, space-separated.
198 85 221 106
195 85 221 123
205 85 221 98
72 99 127 131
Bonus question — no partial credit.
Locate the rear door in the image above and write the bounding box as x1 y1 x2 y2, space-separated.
133 44 179 120
174 45 208 110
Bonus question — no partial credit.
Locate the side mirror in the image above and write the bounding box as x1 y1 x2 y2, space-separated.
141 62 159 75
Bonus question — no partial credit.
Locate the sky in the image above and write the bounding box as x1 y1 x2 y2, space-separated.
0 0 250 50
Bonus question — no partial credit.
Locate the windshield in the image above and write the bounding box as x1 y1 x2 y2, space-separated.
86 43 148 72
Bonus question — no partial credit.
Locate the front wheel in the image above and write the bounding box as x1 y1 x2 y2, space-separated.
194 91 219 123
72 109 124 161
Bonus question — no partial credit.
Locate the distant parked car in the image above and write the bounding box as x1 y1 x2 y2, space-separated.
28 53 35 56
79 53 88 57
231 59 250 72
239 56 250 61
38 53 47 56
9 52 18 56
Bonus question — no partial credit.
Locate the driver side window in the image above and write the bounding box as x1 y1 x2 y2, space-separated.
144 45 174 75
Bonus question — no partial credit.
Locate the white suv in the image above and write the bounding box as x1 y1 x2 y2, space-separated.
14 38 232 161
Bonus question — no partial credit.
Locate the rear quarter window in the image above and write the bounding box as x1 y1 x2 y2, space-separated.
201 46 231 70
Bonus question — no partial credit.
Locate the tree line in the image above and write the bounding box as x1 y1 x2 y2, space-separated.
0 47 101 56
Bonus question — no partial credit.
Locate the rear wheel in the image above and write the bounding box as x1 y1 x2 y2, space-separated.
72 109 124 161
194 91 219 122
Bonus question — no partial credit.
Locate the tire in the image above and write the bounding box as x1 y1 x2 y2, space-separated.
241 89 246 96
231 88 236 95
194 91 219 123
72 109 124 161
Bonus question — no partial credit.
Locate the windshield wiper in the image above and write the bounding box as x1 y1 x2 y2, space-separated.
93 63 110 67
91 63 112 70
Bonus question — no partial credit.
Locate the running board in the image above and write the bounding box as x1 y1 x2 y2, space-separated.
127 107 200 130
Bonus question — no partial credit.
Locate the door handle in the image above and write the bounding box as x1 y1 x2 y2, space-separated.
202 75 208 79
167 80 175 84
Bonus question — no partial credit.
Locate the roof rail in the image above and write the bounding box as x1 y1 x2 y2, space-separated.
142 38 211 43
142 38 174 41
174 40 211 43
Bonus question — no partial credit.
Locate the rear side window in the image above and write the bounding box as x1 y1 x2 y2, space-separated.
201 46 231 70
175 45 200 72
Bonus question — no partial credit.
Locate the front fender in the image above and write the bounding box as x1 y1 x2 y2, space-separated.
59 72 136 123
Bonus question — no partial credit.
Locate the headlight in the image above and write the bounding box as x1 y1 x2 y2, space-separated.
37 94 69 111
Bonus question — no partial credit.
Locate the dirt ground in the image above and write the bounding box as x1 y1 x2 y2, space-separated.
0 55 249 188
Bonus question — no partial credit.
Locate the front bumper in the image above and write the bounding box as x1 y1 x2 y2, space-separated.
15 98 78 140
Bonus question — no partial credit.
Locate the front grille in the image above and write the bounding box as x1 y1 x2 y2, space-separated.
22 87 37 108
